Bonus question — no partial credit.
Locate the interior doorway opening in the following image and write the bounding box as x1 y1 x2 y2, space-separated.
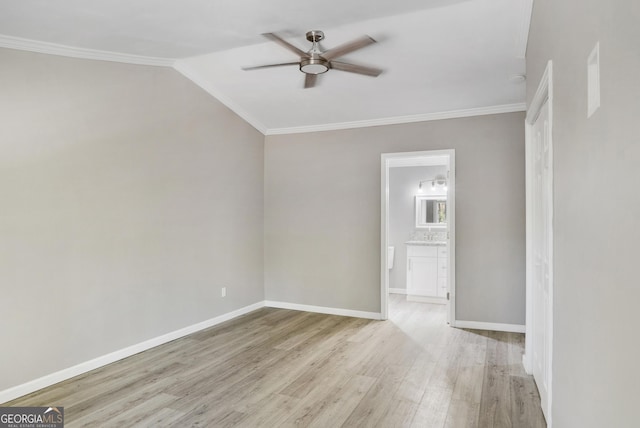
380 150 456 324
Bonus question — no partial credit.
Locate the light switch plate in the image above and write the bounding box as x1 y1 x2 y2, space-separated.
587 42 600 118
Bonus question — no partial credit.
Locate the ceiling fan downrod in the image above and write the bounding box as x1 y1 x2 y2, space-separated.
300 30 329 75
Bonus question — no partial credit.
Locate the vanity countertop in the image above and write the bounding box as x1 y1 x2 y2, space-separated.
405 240 447 246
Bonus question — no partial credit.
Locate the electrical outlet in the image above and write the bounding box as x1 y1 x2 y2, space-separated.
221 287 226 297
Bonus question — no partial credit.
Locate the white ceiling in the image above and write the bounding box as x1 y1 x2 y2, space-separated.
0 0 532 134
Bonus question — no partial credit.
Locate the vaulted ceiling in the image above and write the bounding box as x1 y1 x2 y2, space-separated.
0 0 532 134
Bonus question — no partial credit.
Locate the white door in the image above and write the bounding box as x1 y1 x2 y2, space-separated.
531 99 552 419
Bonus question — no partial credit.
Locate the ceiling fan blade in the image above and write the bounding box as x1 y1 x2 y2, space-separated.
262 33 309 58
321 35 377 61
304 73 318 89
330 61 383 77
242 62 299 71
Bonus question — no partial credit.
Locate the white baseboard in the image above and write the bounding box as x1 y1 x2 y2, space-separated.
0 301 265 404
454 320 526 333
406 295 447 304
264 300 381 320
389 288 407 295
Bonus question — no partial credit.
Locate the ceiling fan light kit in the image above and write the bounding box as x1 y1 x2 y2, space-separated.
242 30 383 88
300 57 329 75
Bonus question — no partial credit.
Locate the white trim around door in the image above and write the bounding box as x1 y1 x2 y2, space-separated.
524 60 554 426
380 150 456 325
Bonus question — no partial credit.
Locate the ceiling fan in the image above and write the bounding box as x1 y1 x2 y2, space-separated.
242 30 383 88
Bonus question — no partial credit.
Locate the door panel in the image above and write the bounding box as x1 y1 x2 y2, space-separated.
531 100 551 420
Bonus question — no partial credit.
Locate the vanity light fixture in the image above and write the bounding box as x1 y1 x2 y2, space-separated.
418 175 447 192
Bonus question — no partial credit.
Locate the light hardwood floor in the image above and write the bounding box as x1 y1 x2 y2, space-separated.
5 295 546 427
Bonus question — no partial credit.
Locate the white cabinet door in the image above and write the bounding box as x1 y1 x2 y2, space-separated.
407 256 438 297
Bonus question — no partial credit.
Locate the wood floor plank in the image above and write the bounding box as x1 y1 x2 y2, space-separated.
374 398 418 428
277 369 356 427
232 393 301 428
452 344 487 402
278 332 380 399
478 331 513 428
510 375 547 428
427 341 465 393
306 374 377 428
411 386 453 428
4 298 545 428
131 407 185 428
66 378 178 427
230 319 364 413
445 398 480 428
443 342 487 428
395 355 439 404
341 364 412 427
170 405 246 428
273 314 344 351
73 392 178 428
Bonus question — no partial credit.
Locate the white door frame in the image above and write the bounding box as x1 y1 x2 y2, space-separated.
380 149 456 324
524 60 554 425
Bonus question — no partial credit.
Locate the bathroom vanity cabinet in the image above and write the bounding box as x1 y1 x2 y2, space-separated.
406 243 448 302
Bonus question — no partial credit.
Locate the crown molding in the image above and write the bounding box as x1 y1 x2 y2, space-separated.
0 34 175 67
515 0 534 59
173 60 269 135
264 103 527 135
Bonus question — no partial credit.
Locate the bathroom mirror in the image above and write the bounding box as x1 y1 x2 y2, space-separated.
415 195 447 228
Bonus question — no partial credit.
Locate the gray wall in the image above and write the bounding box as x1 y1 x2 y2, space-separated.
389 165 447 290
527 0 640 425
264 112 525 324
0 48 265 392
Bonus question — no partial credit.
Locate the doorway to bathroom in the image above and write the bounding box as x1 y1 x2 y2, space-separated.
380 150 456 324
